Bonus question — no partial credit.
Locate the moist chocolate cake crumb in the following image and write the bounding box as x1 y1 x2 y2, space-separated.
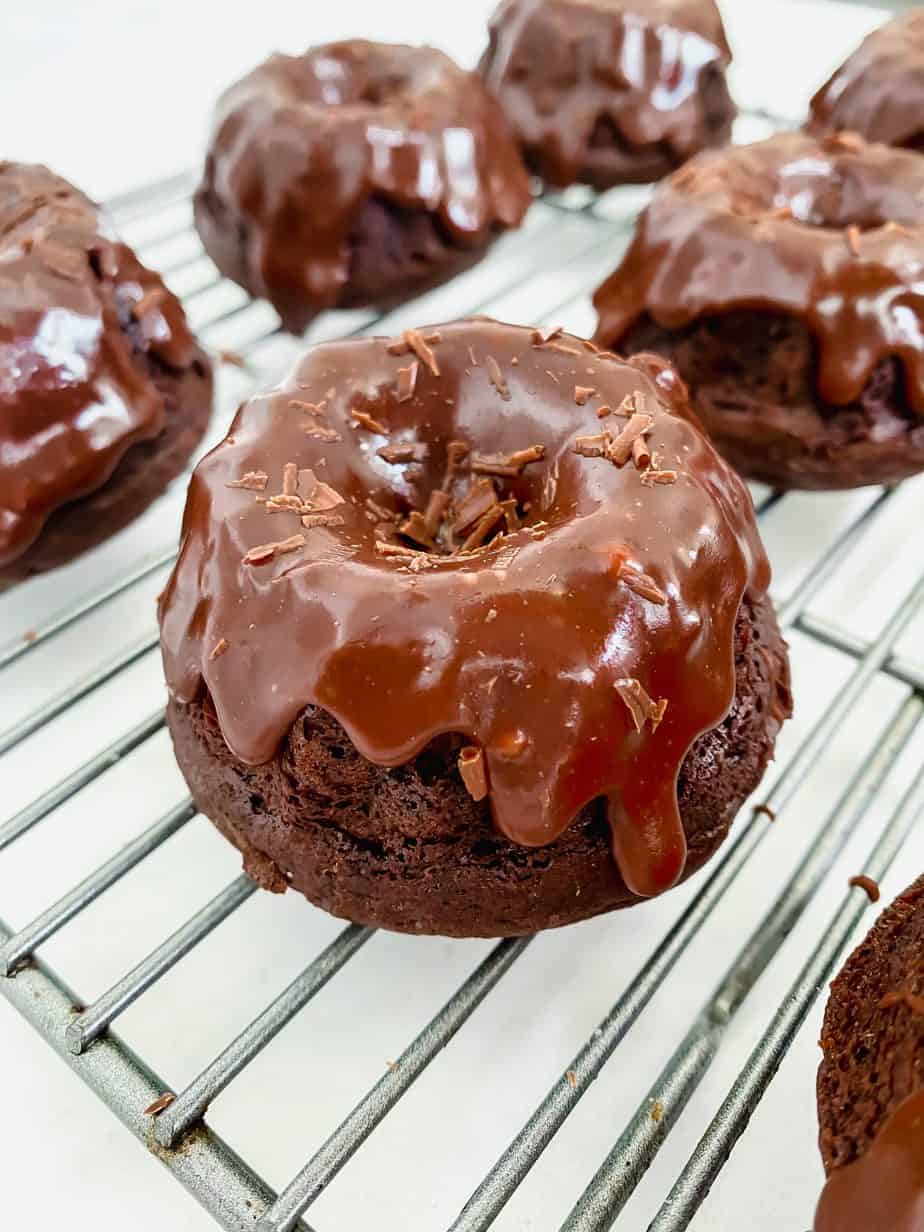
618 312 924 490
166 591 789 936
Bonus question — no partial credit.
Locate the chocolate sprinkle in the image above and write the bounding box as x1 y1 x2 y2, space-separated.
352 409 388 433
403 328 440 376
619 562 668 605
849 874 880 903
608 413 654 466
243 534 306 566
144 1093 176 1117
226 471 269 492
458 746 489 801
377 442 427 464
486 355 511 400
614 678 669 733
396 362 420 403
209 638 230 661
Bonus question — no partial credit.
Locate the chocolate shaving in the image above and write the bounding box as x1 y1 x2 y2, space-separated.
459 505 505 553
298 469 344 512
468 345 479 367
209 638 230 661
458 746 489 801
608 413 654 466
301 512 345 530
453 479 501 533
303 424 342 442
543 341 583 357
352 409 387 434
396 362 420 403
614 678 669 733
596 405 612 419
640 466 678 486
375 540 428 560
573 432 610 459
500 499 521 532
265 495 306 513
470 444 545 478
144 1093 176 1117
423 489 451 537
399 510 437 549
218 348 247 369
574 386 596 406
752 803 776 821
486 355 511 401
442 440 471 491
531 325 563 345
226 471 268 492
282 462 298 496
849 874 880 903
377 442 427 464
619 563 667 605
290 399 328 417
243 534 306 566
845 224 862 257
403 328 440 376
631 435 651 471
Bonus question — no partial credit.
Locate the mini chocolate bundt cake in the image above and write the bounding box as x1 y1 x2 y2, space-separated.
0 162 212 587
815 874 924 1231
194 41 532 334
595 132 924 490
479 0 736 190
158 319 791 937
809 10 924 152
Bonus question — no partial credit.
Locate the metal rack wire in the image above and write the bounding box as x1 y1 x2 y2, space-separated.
3 71 924 1232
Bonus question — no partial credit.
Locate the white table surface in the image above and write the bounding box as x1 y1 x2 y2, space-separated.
4 3 924 1231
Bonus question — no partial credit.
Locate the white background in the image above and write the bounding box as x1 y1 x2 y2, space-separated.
3 3 924 1232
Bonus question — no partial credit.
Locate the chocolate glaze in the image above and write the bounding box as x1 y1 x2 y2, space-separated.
194 42 532 333
815 1089 924 1232
594 132 924 414
479 0 734 189
809 11 924 151
159 319 769 899
0 162 198 567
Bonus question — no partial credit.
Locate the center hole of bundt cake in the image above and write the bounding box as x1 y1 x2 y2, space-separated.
379 436 547 560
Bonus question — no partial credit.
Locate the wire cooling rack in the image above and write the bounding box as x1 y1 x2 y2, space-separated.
3 47 924 1232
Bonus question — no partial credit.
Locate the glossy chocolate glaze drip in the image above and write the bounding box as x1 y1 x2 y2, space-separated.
195 42 531 329
159 320 768 898
594 133 924 414
0 162 198 567
815 1089 924 1232
479 0 733 187
809 11 924 150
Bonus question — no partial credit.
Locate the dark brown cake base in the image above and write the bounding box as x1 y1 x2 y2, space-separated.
0 342 212 589
615 312 924 490
817 875 924 1175
166 591 791 937
531 67 735 191
193 187 501 336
